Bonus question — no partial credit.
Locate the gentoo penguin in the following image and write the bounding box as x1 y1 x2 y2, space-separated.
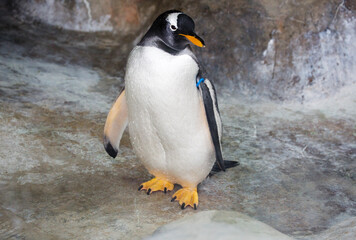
104 10 238 209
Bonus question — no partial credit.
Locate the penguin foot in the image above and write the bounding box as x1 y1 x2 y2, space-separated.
171 187 198 210
138 177 174 195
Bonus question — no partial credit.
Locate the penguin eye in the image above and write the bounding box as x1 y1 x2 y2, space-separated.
170 25 177 31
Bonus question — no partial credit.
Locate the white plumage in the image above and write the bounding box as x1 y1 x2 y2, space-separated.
166 12 181 29
125 46 215 188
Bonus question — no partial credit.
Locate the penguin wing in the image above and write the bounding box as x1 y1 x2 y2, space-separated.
199 79 225 171
103 88 128 158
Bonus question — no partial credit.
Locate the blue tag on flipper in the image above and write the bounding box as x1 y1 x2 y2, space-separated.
196 78 205 88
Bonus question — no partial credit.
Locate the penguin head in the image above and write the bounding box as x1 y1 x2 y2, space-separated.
140 10 205 52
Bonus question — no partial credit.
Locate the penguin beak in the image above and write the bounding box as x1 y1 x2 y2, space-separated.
179 33 205 48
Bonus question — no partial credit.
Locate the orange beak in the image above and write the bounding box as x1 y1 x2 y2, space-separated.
179 33 205 48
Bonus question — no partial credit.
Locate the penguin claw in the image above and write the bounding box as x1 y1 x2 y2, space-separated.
138 177 174 194
171 187 198 210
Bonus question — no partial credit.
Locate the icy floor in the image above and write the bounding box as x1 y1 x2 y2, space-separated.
1 8 356 240
1 49 355 239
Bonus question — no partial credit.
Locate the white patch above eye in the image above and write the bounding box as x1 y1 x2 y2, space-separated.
166 12 181 30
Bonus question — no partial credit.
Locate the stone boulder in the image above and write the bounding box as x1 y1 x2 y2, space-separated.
146 210 292 240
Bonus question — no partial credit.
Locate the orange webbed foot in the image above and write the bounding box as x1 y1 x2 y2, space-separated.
171 187 198 210
138 177 174 195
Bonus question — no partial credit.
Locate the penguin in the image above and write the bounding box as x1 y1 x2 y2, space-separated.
104 10 238 209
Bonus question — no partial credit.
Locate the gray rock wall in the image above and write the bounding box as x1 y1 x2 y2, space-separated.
10 0 356 101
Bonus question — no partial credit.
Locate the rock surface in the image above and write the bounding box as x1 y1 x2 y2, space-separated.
147 210 292 240
0 1 355 240
10 0 356 100
310 217 356 240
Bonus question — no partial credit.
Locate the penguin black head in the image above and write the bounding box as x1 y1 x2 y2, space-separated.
139 10 205 54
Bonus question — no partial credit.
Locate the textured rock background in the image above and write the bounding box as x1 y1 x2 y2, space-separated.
10 0 356 100
1 1 355 239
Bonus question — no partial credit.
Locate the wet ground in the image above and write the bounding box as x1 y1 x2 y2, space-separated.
1 4 356 240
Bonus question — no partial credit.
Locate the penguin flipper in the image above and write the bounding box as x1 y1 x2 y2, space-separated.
103 88 128 158
199 79 226 171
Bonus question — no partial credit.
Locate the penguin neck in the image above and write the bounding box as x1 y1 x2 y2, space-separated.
138 35 187 56
155 39 183 55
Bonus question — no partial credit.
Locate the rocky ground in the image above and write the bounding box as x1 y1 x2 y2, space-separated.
1 1 355 239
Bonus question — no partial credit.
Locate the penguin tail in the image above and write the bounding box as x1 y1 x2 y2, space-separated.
210 160 239 175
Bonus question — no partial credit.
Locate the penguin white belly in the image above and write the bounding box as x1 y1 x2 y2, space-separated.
125 46 215 187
